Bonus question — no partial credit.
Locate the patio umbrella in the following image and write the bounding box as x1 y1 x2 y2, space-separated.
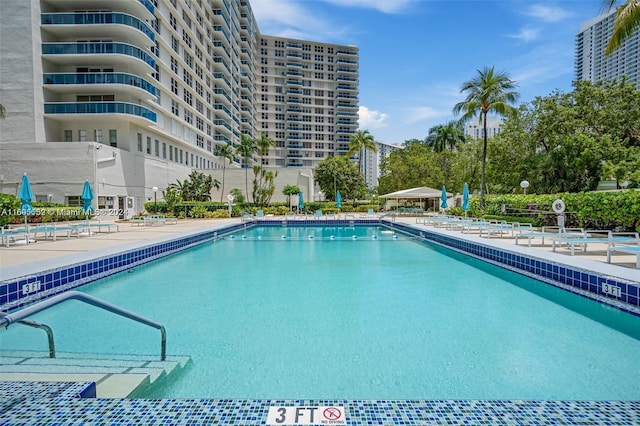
18 173 35 244
336 190 342 209
440 185 448 209
298 191 304 211
462 183 470 212
81 179 94 213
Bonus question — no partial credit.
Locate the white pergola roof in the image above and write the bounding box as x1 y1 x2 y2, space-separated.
380 186 452 199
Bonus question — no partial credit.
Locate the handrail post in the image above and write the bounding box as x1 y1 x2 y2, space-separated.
1 312 56 358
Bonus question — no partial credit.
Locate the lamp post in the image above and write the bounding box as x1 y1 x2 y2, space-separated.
520 180 529 195
152 186 158 213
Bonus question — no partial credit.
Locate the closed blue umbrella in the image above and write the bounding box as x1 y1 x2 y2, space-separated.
298 191 304 211
18 173 35 244
81 179 94 213
462 183 470 211
440 185 448 209
336 190 342 209
19 173 35 214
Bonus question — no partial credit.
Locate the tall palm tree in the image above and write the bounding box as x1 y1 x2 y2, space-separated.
347 129 377 173
236 133 257 202
603 0 640 56
216 143 235 202
453 66 519 206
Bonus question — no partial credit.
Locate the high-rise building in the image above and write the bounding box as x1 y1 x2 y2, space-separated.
575 9 639 88
0 0 358 215
361 140 402 189
257 36 359 169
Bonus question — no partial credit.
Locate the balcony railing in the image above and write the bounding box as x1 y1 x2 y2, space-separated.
138 0 155 14
42 42 155 69
41 12 155 42
43 72 156 96
44 102 156 122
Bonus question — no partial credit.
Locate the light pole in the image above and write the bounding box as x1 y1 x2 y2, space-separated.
152 186 158 213
520 180 529 195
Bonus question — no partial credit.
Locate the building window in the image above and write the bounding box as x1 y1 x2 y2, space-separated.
137 133 143 152
169 145 173 161
109 129 117 147
172 100 179 116
94 129 102 143
162 142 167 159
146 137 151 154
64 130 73 142
79 129 87 142
155 139 160 157
65 196 82 207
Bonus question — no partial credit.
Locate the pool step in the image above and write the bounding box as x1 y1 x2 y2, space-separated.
0 350 191 398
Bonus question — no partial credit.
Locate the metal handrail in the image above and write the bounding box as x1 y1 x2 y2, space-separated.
378 212 397 223
0 311 56 358
1 291 166 361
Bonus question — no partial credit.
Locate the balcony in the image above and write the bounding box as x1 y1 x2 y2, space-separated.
41 12 155 43
43 72 156 97
42 42 155 70
44 102 156 122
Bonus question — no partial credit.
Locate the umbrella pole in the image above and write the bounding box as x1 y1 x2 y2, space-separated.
24 214 29 244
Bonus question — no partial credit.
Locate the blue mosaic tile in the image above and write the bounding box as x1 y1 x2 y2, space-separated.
1 395 639 425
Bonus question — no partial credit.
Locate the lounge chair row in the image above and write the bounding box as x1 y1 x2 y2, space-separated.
130 215 177 226
416 215 640 268
1 221 119 247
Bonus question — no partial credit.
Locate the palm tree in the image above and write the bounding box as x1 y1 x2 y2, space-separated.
255 132 276 193
426 121 466 184
603 0 640 56
236 133 257 202
453 66 519 206
426 120 466 153
215 143 235 202
347 129 377 173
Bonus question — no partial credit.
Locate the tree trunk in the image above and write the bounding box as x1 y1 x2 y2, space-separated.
480 112 488 207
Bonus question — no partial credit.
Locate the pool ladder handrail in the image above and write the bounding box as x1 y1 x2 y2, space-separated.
0 311 56 358
1 291 166 361
378 212 397 223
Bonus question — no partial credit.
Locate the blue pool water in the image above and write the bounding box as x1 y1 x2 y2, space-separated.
2 226 640 400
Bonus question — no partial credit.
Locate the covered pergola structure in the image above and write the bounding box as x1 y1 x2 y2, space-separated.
380 186 453 213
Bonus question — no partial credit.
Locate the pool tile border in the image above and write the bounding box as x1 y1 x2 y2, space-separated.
1 390 639 425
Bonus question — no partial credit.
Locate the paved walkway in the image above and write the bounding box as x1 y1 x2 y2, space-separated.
1 217 638 283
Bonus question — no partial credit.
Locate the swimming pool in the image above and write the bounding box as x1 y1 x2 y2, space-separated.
3 225 639 401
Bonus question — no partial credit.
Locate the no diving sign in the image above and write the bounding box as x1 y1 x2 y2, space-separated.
266 406 346 425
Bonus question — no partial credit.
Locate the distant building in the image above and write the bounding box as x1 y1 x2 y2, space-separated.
575 9 640 88
361 140 403 189
463 116 502 140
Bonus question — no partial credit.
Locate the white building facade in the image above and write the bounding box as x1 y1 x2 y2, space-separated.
361 140 402 189
575 9 640 88
0 0 358 216
463 116 502 140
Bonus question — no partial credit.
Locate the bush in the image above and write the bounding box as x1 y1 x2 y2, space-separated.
0 193 20 226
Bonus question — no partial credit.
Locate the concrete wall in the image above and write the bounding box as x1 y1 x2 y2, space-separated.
205 167 315 204
0 142 315 211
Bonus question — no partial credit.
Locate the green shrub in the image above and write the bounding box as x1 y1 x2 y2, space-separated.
0 193 20 226
211 209 230 218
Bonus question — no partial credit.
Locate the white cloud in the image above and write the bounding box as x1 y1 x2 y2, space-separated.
404 106 449 125
523 4 574 23
250 0 351 42
358 106 389 129
508 27 541 43
322 0 413 14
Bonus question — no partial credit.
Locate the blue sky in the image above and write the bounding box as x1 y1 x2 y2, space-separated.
251 0 606 144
